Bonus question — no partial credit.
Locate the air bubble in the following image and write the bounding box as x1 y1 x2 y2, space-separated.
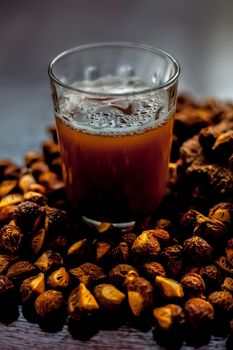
84 66 99 81
118 66 135 78
56 76 170 135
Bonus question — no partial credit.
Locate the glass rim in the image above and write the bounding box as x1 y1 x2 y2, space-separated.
48 42 180 97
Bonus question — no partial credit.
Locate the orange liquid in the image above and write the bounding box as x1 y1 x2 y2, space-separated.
56 116 173 222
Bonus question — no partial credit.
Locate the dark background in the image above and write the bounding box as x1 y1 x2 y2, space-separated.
0 0 233 162
0 1 232 349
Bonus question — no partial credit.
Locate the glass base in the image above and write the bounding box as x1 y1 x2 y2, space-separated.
82 215 135 229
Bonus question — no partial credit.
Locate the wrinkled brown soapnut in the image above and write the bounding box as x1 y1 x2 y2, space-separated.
139 261 166 282
121 233 137 247
131 230 161 261
208 291 233 318
183 236 213 263
193 214 228 241
13 201 45 232
109 264 139 288
180 209 201 234
161 245 183 262
35 290 64 317
155 276 184 299
69 263 106 287
0 224 23 253
44 207 67 232
20 272 45 302
149 228 170 246
180 273 205 298
200 264 222 291
34 250 63 272
47 267 70 290
179 136 204 166
153 304 185 331
184 298 214 329
110 242 129 264
124 276 153 317
94 284 126 310
187 164 233 198
67 283 99 321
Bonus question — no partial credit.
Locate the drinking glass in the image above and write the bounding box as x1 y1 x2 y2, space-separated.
48 42 180 226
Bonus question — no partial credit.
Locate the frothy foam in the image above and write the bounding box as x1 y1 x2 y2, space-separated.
56 77 172 136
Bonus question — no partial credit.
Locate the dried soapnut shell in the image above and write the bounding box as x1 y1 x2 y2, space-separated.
94 284 126 310
221 277 233 294
34 250 63 272
0 224 23 253
0 275 14 295
125 276 153 317
215 256 233 275
131 231 161 261
20 272 45 302
0 254 19 275
18 174 36 193
67 239 91 261
47 267 70 290
0 194 23 209
0 204 15 223
7 260 36 279
95 241 111 262
0 180 17 198
67 283 99 320
155 276 184 299
69 263 106 287
31 228 46 255
109 264 139 288
153 304 185 331
35 290 64 317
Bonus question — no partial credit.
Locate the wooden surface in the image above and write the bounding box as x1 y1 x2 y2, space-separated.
0 1 233 349
0 306 230 350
